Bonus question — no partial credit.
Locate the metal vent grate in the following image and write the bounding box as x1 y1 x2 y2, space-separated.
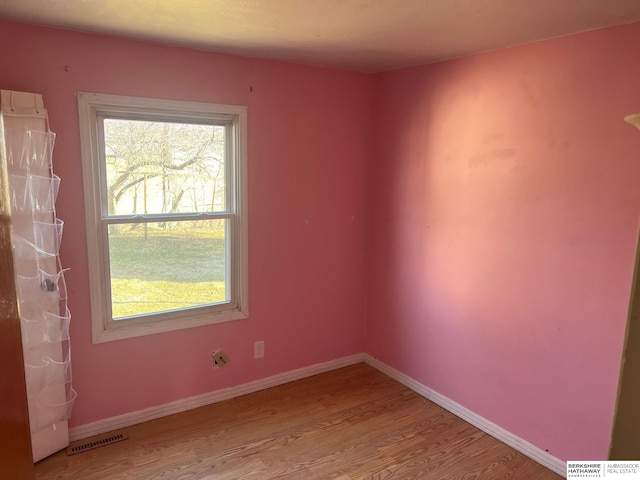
66 430 129 456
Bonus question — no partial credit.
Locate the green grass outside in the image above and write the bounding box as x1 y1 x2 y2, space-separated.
109 224 227 318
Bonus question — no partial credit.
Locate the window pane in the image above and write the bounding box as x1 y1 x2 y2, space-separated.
108 219 228 319
103 119 226 216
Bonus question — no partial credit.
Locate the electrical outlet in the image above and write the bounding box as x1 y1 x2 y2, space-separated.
254 341 264 359
212 349 229 368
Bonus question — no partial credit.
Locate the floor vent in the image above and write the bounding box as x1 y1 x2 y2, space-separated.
66 430 129 456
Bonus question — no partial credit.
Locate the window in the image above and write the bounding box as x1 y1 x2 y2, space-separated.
77 93 248 343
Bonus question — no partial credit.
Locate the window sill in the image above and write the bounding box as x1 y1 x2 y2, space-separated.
92 308 249 344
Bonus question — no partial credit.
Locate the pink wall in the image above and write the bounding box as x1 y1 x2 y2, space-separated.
0 22 372 427
367 23 640 461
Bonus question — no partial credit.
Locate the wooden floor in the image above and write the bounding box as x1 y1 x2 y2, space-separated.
35 363 562 480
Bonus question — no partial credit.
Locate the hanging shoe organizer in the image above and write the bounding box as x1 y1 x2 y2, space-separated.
1 90 75 462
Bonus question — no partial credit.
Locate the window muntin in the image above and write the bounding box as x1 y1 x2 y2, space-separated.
77 93 247 343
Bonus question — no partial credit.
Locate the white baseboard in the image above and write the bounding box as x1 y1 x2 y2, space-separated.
363 354 567 478
69 353 365 441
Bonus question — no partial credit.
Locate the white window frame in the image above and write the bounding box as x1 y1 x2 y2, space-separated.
77 93 248 343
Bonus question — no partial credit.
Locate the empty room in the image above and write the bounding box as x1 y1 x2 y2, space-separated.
1 1 640 479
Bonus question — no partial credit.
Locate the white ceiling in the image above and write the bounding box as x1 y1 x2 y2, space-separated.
1 0 640 72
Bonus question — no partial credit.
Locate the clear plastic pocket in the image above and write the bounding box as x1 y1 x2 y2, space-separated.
13 234 57 263
39 268 68 303
8 173 61 213
33 218 64 256
21 307 71 346
23 130 56 170
4 128 29 169
4 129 55 170
28 382 77 433
16 274 44 300
16 268 68 303
28 174 60 213
25 356 72 395
8 174 29 212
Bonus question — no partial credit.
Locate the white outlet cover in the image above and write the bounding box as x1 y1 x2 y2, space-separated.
254 341 264 359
